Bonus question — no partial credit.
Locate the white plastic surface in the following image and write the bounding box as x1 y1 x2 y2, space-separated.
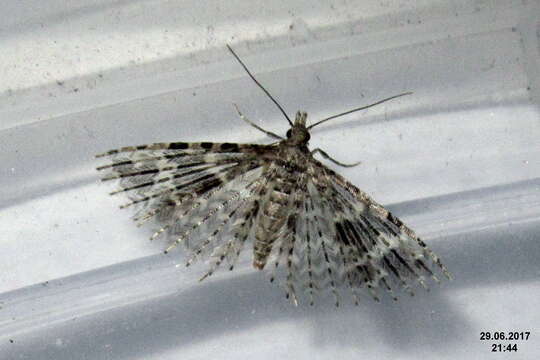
1 1 539 359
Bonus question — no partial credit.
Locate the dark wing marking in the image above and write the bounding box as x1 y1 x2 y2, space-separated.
96 141 267 158
97 142 275 256
303 158 451 303
264 157 451 306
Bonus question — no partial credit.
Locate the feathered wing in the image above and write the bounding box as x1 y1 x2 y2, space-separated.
267 157 451 306
97 141 450 306
97 141 277 272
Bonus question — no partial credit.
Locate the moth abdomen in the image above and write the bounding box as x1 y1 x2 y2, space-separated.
253 166 296 270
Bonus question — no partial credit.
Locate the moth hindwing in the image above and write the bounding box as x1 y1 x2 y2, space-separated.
96 45 451 306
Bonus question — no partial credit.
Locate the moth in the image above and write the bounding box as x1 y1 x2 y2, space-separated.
97 45 451 306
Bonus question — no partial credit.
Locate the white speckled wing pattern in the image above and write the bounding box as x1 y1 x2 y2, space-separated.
97 138 451 306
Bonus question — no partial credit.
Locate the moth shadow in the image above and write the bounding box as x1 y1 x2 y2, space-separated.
11 220 539 359
311 217 540 351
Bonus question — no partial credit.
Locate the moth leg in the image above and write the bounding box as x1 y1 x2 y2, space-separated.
311 148 361 168
232 103 284 140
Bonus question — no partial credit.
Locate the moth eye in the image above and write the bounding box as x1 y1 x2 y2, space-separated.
305 132 311 141
286 129 292 138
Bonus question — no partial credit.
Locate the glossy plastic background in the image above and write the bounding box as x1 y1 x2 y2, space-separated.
1 1 539 359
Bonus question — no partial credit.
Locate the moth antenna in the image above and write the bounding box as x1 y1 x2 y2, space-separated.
227 44 293 126
307 92 413 130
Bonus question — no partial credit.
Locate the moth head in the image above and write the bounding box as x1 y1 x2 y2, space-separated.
286 111 311 145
